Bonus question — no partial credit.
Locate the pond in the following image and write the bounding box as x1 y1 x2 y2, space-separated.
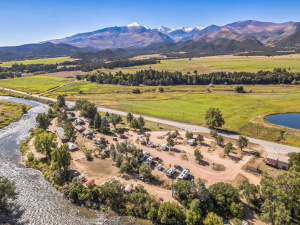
265 113 300 130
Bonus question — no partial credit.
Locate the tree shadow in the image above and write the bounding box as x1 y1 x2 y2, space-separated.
199 160 210 166
0 204 28 225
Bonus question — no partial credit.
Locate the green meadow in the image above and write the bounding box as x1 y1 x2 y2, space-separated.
0 56 70 67
99 54 300 74
0 101 32 129
0 76 73 93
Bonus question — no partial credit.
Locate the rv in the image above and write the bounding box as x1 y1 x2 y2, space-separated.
178 169 190 180
165 167 176 177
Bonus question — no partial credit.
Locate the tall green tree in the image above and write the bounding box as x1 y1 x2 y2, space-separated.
203 212 223 225
157 202 186 225
196 134 204 144
224 142 232 156
205 108 225 128
101 119 110 133
167 137 175 151
51 144 71 177
94 112 101 130
137 116 145 131
186 199 202 225
34 131 57 159
216 135 224 146
139 162 152 180
57 95 66 108
237 136 249 151
36 113 50 130
0 177 18 212
194 149 203 163
126 113 134 124
209 182 244 218
110 113 122 130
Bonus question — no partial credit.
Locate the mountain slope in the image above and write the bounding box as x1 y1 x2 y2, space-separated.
49 23 174 50
0 42 82 61
275 31 300 48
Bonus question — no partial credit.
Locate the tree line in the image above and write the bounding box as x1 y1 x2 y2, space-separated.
79 68 300 86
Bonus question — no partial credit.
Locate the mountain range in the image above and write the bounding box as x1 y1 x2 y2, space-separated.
1 20 300 61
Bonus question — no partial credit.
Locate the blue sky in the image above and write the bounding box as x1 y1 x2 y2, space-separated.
1 0 299 46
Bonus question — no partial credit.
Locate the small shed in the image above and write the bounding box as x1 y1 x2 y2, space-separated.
75 125 85 133
124 184 133 193
85 179 95 186
68 142 78 151
139 136 146 144
246 163 259 173
55 127 69 143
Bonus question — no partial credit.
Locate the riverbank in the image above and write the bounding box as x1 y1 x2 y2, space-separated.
0 100 32 129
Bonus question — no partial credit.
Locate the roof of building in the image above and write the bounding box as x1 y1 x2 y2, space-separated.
267 153 290 163
68 142 78 150
55 127 69 140
75 125 85 130
278 155 290 163
125 184 133 192
267 153 279 161
76 118 84 123
247 163 258 170
67 114 72 119
83 130 93 135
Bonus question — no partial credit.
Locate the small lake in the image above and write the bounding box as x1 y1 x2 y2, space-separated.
265 113 300 130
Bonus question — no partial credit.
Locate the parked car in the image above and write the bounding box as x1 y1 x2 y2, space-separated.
157 164 163 170
174 164 183 171
149 142 155 148
137 175 144 181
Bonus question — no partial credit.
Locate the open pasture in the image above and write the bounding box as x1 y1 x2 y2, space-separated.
0 56 70 67
0 76 73 93
98 54 300 74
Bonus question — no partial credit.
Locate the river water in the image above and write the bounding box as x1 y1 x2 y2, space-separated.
0 96 117 225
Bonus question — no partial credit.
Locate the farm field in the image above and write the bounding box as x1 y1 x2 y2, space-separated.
45 82 300 146
0 101 32 129
98 54 300 74
0 76 73 94
0 56 70 66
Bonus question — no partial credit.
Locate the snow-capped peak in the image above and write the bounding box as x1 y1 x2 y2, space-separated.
127 22 142 27
195 26 205 31
126 22 150 29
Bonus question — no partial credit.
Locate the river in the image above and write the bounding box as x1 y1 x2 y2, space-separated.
0 96 121 225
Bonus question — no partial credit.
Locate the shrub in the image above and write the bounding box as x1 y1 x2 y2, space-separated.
132 88 141 94
213 163 226 171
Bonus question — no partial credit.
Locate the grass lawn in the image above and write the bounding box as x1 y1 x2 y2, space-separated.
0 76 73 94
98 54 300 74
0 57 70 67
45 82 300 146
0 101 32 129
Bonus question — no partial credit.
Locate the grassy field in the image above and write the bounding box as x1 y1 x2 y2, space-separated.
0 57 70 67
98 54 300 74
0 101 32 129
0 76 73 94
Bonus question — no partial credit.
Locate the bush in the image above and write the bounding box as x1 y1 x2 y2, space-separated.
132 88 141 94
235 86 245 93
213 163 226 171
27 152 35 162
84 150 93 161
